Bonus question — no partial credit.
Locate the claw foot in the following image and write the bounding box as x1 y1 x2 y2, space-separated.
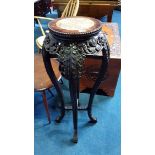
55 114 64 123
88 114 97 123
72 130 78 143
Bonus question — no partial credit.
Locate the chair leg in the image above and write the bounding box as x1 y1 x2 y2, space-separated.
38 48 41 54
42 90 51 124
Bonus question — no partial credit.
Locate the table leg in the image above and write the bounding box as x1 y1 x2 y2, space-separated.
77 79 80 107
87 51 109 123
42 48 65 123
69 78 79 143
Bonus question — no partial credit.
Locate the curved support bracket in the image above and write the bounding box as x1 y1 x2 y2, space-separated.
42 47 65 122
87 41 110 123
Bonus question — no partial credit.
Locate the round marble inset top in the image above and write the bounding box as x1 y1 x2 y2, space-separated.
48 16 102 36
56 17 94 32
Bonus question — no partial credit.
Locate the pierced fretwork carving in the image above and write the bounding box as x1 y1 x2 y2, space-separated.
43 31 110 79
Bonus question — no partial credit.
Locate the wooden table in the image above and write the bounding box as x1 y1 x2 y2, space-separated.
80 23 121 96
53 0 118 21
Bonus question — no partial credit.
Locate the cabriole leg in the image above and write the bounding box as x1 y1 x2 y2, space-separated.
42 48 65 123
87 51 109 123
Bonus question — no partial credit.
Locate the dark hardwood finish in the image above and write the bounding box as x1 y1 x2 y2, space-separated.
48 16 102 34
42 51 66 123
42 16 110 142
